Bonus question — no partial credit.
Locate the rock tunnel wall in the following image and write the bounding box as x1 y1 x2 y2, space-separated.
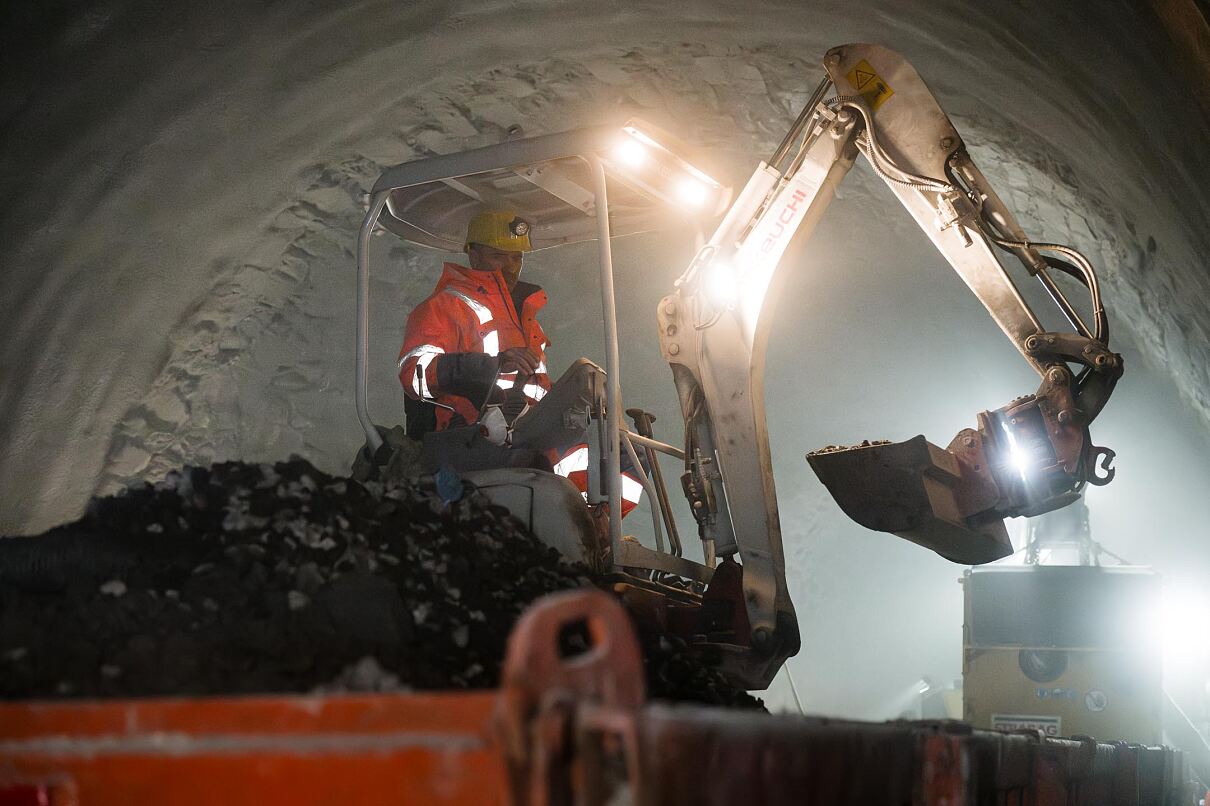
2 0 1209 713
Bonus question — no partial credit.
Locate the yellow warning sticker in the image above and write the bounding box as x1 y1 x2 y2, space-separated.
846 58 894 111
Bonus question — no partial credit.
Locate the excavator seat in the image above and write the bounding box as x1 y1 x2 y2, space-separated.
420 424 551 473
404 391 553 475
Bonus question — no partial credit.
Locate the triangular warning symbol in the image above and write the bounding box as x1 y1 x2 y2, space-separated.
854 69 875 90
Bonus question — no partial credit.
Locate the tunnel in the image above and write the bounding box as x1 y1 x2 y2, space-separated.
1 0 1208 733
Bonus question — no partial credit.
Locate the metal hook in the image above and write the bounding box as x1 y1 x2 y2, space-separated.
1087 446 1116 486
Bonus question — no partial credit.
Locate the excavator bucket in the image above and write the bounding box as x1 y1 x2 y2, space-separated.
807 436 1013 564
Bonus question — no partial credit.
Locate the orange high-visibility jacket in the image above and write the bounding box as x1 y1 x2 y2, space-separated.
398 262 552 431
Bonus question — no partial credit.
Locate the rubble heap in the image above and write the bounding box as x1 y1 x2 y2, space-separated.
0 457 760 709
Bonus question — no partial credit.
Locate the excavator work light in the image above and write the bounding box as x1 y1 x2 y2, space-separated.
676 177 709 207
703 259 738 307
608 121 727 217
1008 442 1034 481
996 410 1048 484
612 138 647 167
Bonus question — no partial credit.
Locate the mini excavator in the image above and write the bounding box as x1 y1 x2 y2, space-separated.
354 43 1123 689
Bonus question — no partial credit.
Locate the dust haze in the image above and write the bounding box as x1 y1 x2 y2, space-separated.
2 0 1208 717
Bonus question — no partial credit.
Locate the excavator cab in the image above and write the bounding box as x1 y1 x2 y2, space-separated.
352 120 731 577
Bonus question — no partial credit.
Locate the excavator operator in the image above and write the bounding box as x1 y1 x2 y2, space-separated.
398 209 644 514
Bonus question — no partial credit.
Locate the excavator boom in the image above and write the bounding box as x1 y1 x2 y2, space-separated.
658 43 1122 687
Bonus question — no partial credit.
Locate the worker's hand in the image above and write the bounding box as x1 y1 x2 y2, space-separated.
497 347 540 377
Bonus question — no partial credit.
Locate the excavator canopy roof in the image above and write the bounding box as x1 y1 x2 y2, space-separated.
370 119 729 251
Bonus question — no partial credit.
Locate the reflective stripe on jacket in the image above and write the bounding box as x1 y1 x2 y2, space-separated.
552 442 644 517
398 262 551 431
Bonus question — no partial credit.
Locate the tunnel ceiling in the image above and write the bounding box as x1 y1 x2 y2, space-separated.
2 0 1209 542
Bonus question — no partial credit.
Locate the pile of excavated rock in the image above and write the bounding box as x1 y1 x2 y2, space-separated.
0 454 760 709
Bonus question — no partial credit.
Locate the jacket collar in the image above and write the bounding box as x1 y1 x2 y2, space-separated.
438 262 545 309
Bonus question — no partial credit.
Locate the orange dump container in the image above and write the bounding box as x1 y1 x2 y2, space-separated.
0 690 506 805
0 591 1194 805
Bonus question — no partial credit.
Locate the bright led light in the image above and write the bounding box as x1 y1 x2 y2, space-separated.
677 176 709 207
1159 589 1210 672
1001 421 1032 482
702 259 737 306
1010 444 1033 478
612 139 646 167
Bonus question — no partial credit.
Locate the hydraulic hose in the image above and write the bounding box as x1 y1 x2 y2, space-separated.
827 96 955 193
984 232 1108 346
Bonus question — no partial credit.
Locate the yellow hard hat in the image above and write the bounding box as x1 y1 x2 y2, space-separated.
464 209 533 253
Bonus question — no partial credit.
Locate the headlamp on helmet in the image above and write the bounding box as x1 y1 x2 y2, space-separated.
464 209 534 253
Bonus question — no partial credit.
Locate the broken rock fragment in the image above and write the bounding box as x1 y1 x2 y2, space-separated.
0 451 760 709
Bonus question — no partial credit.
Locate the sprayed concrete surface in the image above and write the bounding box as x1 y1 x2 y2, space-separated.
2 1 1209 714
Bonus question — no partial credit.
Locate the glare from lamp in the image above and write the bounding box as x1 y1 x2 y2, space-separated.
1001 421 1033 483
612 139 646 168
703 259 738 307
1159 589 1210 672
677 176 709 207
1010 444 1033 479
